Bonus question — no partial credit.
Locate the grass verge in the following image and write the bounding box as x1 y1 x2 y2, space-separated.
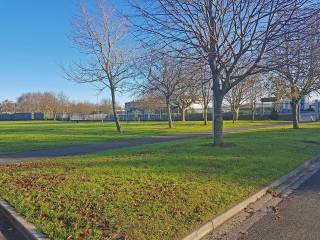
0 123 319 239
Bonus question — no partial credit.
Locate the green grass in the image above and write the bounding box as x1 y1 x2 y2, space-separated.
0 120 284 154
0 122 319 239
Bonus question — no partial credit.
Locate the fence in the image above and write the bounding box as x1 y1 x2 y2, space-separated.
300 112 319 122
52 113 182 121
1 111 319 122
0 112 44 121
51 111 320 122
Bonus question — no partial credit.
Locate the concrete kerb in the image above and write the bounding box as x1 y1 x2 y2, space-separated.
0 198 47 240
182 154 320 240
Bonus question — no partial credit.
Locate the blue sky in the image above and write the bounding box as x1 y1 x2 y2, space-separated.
0 0 132 105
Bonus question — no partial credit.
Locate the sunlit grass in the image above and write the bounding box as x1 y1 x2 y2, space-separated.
0 120 285 153
0 122 319 239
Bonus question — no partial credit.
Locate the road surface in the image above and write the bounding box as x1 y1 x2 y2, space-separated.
240 169 320 240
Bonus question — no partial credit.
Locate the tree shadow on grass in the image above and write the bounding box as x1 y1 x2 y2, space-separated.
201 142 237 148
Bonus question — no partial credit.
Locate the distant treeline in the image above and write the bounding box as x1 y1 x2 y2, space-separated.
0 92 121 115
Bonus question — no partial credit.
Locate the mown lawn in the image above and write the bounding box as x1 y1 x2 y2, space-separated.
0 123 319 239
0 120 284 154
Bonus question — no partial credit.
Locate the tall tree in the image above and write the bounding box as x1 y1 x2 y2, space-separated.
137 53 185 128
267 11 320 129
63 0 134 132
132 0 311 145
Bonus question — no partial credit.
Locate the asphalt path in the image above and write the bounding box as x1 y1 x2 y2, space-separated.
0 122 288 163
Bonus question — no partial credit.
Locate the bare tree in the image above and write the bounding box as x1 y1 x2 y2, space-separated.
56 92 70 115
17 93 41 113
42 92 60 120
63 0 134 132
69 101 97 114
132 0 311 145
200 82 212 125
201 84 211 125
175 77 198 121
191 65 212 125
137 53 185 128
133 97 166 113
267 11 320 129
0 100 16 113
17 92 60 118
225 81 250 122
97 99 115 113
175 93 196 121
247 75 266 121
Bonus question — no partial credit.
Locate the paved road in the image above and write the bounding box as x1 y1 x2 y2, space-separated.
0 123 288 163
240 169 320 240
0 211 26 240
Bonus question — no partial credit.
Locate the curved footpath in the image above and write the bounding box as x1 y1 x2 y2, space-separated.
0 122 288 163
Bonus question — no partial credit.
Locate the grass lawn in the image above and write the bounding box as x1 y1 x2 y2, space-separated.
0 123 319 239
0 120 285 154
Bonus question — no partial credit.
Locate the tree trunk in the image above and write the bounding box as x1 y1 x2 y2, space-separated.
166 98 173 128
232 107 239 123
252 110 255 121
232 110 236 123
291 100 300 129
110 87 121 132
210 60 224 146
251 102 256 121
213 94 224 146
235 108 240 121
203 107 208 125
182 108 186 121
